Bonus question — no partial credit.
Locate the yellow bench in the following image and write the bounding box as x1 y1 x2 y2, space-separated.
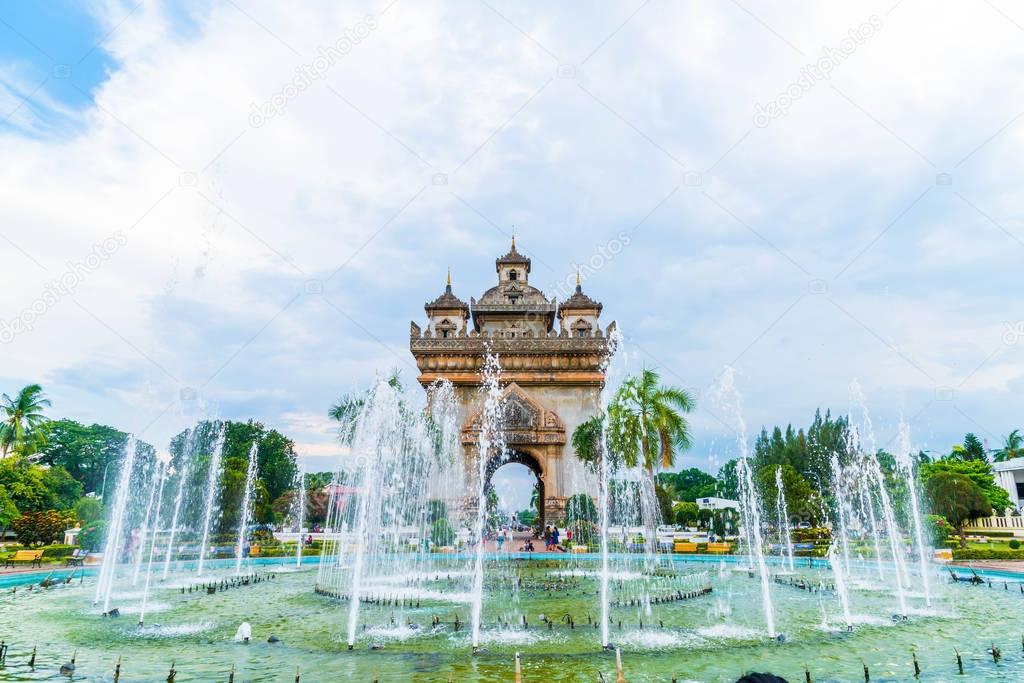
673 542 698 553
250 545 261 557
707 542 732 554
571 545 588 554
4 549 43 568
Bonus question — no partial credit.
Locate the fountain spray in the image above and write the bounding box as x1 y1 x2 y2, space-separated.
196 428 226 577
95 436 139 610
471 352 506 651
235 441 260 575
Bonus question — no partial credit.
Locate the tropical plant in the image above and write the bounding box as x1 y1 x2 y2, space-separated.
925 472 992 547
329 371 402 445
570 415 605 471
993 429 1024 462
606 369 695 472
0 384 51 457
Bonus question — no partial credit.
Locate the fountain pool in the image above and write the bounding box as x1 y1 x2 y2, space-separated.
1 554 1022 682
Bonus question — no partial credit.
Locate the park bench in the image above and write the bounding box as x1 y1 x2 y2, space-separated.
706 542 732 554
65 549 88 566
3 549 43 568
673 542 698 553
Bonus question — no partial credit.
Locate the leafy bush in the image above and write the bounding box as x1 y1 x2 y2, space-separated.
926 514 951 545
969 529 1015 538
11 510 75 546
78 520 106 552
40 544 77 558
1010 540 1021 550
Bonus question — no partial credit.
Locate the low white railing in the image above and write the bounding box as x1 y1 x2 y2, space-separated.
964 515 1024 530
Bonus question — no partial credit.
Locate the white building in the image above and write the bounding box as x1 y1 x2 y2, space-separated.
696 497 740 511
994 460 1024 510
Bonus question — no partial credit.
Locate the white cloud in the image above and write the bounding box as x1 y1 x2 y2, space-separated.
1 0 1023 465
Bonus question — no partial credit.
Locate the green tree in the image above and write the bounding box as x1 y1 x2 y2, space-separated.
755 463 820 526
925 472 992 547
655 483 674 522
657 468 717 502
606 369 695 473
37 420 129 495
11 510 74 546
0 485 19 528
710 508 739 538
716 459 739 499
74 497 103 524
673 501 699 527
0 458 81 512
920 458 1010 514
329 371 402 445
427 499 449 525
516 508 537 526
570 415 605 471
956 433 987 462
0 384 51 457
993 430 1024 462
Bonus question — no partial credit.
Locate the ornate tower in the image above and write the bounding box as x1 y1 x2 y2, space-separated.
410 240 616 525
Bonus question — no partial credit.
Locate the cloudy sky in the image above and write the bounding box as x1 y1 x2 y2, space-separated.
1 1 1022 492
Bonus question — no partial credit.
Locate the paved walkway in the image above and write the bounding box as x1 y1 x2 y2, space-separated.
950 560 1024 575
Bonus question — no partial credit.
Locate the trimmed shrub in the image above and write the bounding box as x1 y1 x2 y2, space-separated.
951 548 1024 561
1010 540 1021 550
40 544 77 558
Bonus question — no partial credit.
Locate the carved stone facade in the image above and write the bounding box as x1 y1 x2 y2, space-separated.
411 240 615 526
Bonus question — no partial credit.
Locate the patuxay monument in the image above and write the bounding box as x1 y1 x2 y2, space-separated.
410 239 616 526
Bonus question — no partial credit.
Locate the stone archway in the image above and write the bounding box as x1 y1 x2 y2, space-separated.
461 383 568 526
485 449 545 529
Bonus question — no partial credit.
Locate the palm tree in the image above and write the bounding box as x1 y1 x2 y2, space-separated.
0 384 51 457
607 369 695 473
571 369 695 555
993 429 1024 462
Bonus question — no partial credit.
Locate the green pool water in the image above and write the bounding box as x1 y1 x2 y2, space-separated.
0 556 1021 682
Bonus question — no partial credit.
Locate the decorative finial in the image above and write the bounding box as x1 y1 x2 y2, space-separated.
576 267 581 287
511 227 516 250
447 266 451 287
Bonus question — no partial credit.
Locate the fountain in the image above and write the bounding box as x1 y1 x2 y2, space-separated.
196 428 226 577
295 467 305 568
774 466 795 573
138 461 167 625
234 441 260 575
95 436 140 611
162 428 194 581
828 545 853 629
711 368 777 638
132 458 162 586
897 419 932 606
597 327 624 648
471 351 506 651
